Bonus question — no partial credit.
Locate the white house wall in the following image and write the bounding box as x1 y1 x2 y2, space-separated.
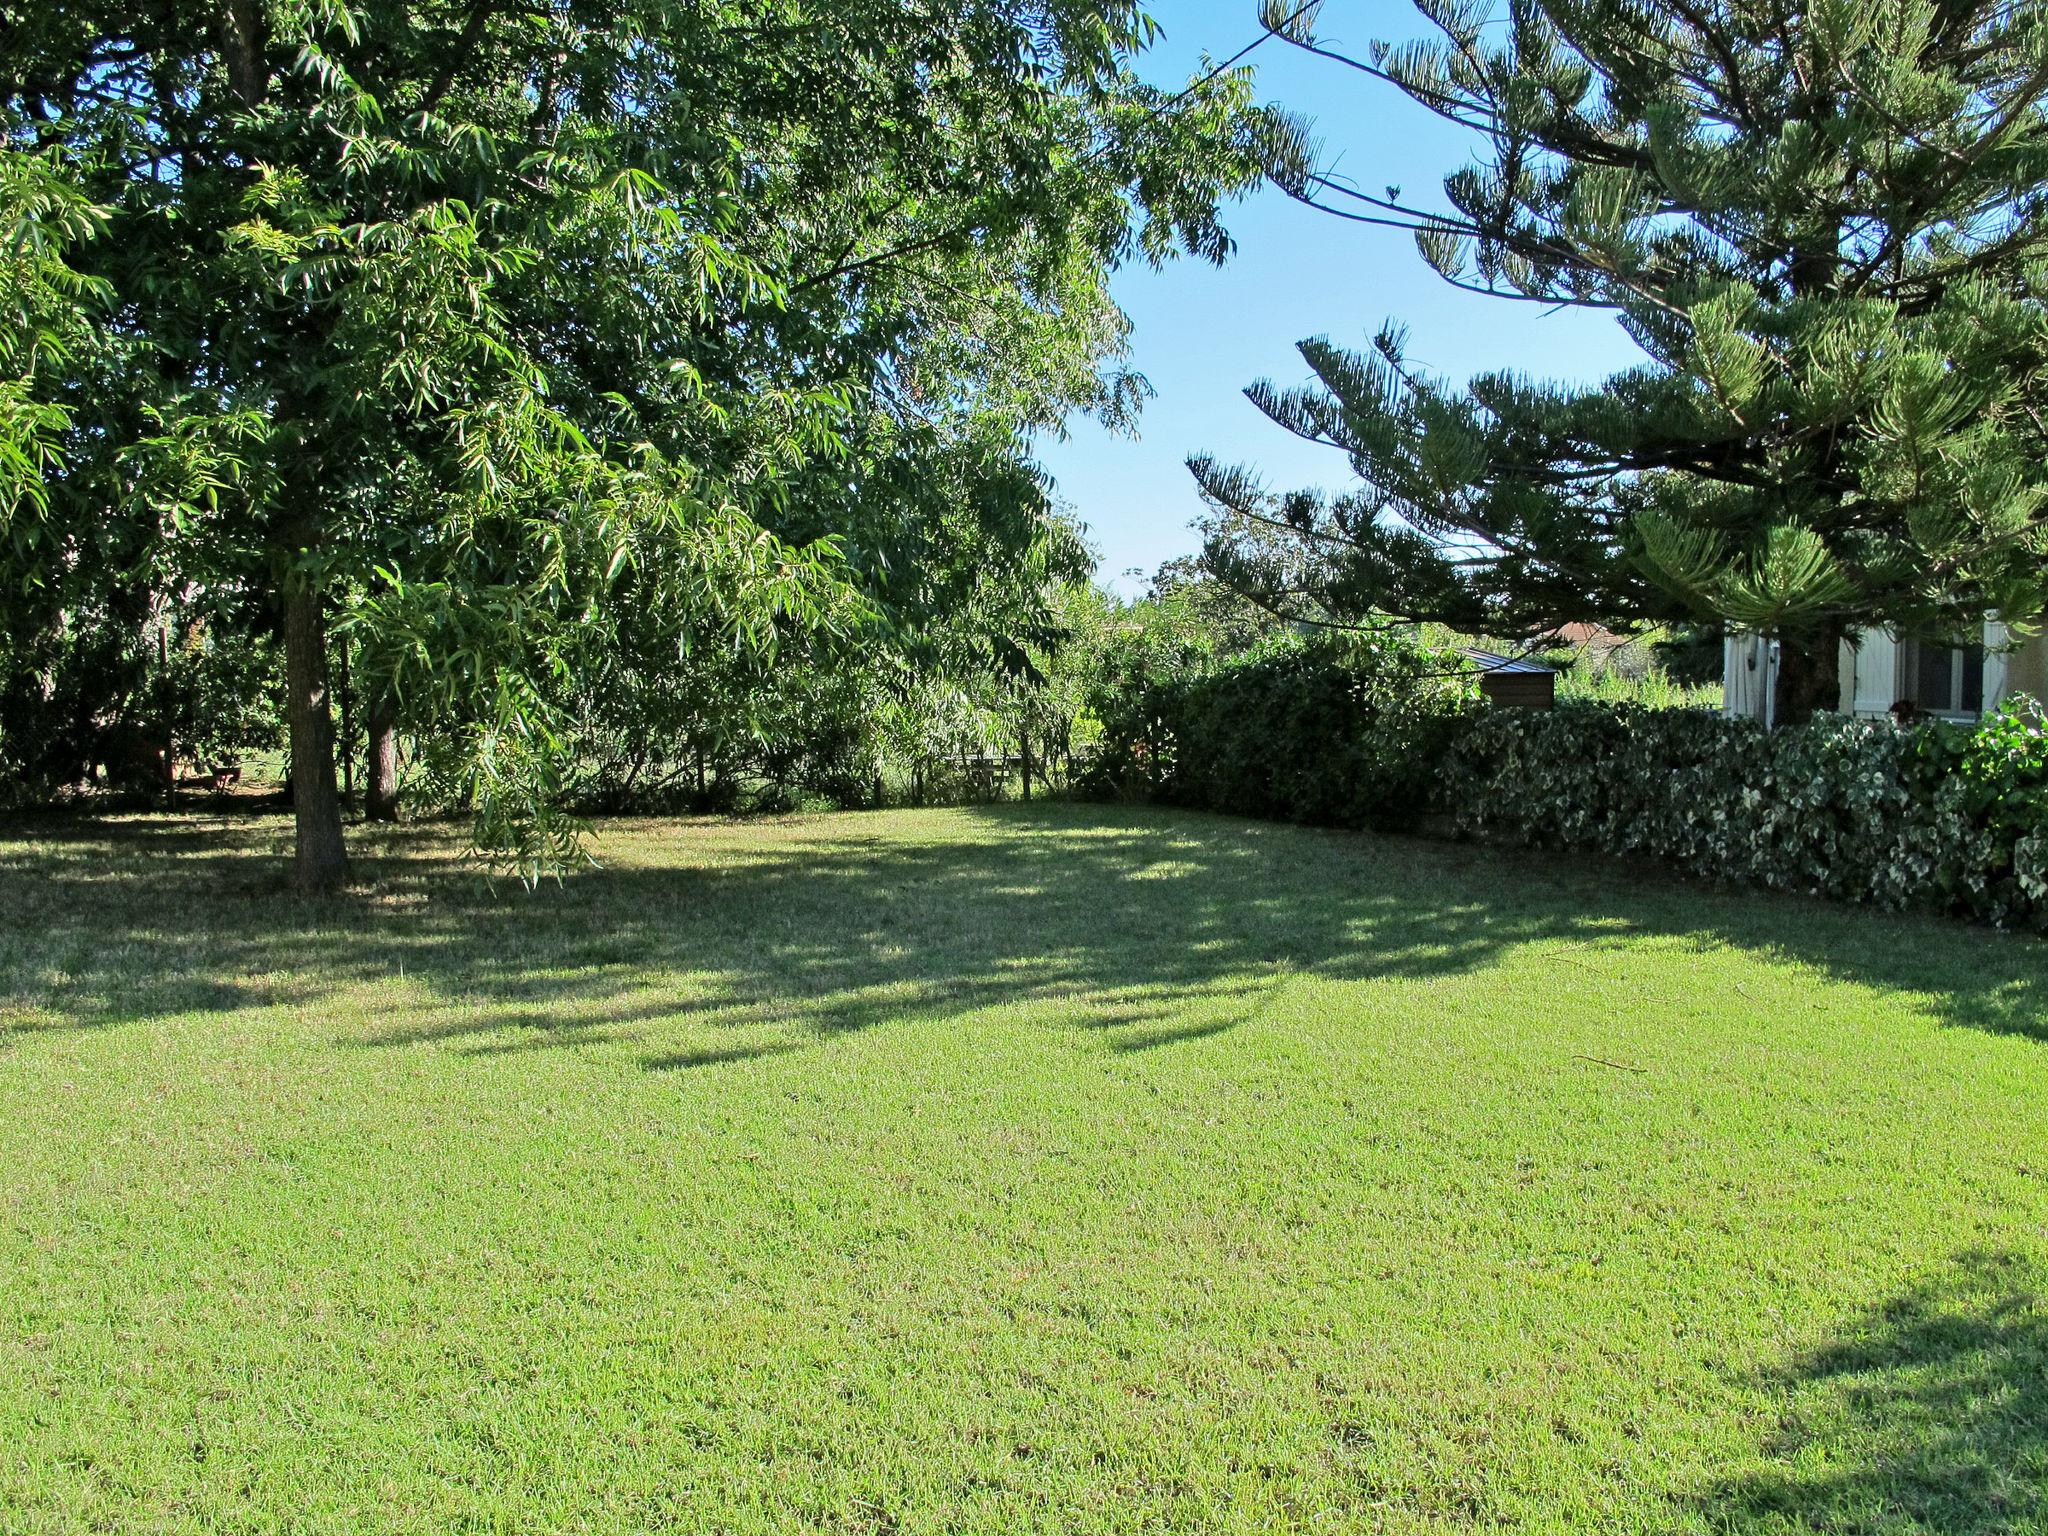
1723 621 2040 721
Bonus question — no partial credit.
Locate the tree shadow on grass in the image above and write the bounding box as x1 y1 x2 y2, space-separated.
643 1039 806 1072
1 801 2045 1061
1702 1250 2048 1533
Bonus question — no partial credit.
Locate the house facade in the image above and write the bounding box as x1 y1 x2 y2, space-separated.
1723 621 2048 726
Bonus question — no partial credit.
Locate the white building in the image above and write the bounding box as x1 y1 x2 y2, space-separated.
1723 621 2037 727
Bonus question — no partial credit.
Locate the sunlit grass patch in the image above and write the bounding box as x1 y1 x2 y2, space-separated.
2 802 2045 1532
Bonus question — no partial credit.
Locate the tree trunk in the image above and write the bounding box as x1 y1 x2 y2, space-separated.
157 616 176 808
365 688 400 822
337 639 355 801
285 580 350 892
1019 721 1031 803
1773 626 1842 728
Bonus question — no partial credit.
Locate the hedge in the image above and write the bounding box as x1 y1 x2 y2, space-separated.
1080 635 2048 929
1445 700 2048 928
1078 632 1477 830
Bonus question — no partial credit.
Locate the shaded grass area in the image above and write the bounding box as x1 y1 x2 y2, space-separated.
1 802 2046 1533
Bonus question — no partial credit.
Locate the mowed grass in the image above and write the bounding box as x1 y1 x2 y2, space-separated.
3 803 2048 1535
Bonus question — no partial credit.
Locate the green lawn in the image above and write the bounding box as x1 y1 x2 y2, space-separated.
3 803 2047 1534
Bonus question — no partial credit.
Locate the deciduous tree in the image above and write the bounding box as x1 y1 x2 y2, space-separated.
4 0 1277 884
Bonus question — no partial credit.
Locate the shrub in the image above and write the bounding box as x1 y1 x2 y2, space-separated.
1084 620 2048 929
1080 631 1479 830
1074 615 1221 803
1444 698 2048 928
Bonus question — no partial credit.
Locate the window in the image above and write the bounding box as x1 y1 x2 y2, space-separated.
1902 640 1985 716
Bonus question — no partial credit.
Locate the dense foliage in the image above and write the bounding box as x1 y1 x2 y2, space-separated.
555 580 1110 817
1 0 1281 885
1073 567 2048 927
1081 628 1479 828
1451 700 2048 928
1196 0 2048 724
0 587 281 807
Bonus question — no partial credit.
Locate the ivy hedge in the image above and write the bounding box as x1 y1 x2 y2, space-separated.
1447 700 2048 928
1081 634 2048 929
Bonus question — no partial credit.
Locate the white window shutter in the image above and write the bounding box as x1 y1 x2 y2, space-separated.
1985 616 2009 712
1852 631 1898 716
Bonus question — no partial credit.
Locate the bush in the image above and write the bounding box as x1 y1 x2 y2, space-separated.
1080 631 1479 830
1082 629 2048 927
0 612 281 807
1445 698 2048 928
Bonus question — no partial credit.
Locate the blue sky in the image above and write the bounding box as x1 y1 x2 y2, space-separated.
1037 0 1646 594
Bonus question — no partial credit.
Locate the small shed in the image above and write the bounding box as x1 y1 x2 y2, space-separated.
1463 649 1556 710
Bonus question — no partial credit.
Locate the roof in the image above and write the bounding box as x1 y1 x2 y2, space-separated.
1462 648 1556 675
1548 622 1633 654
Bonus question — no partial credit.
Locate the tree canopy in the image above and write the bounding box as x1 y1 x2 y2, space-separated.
2 0 1286 884
1196 0 2048 721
